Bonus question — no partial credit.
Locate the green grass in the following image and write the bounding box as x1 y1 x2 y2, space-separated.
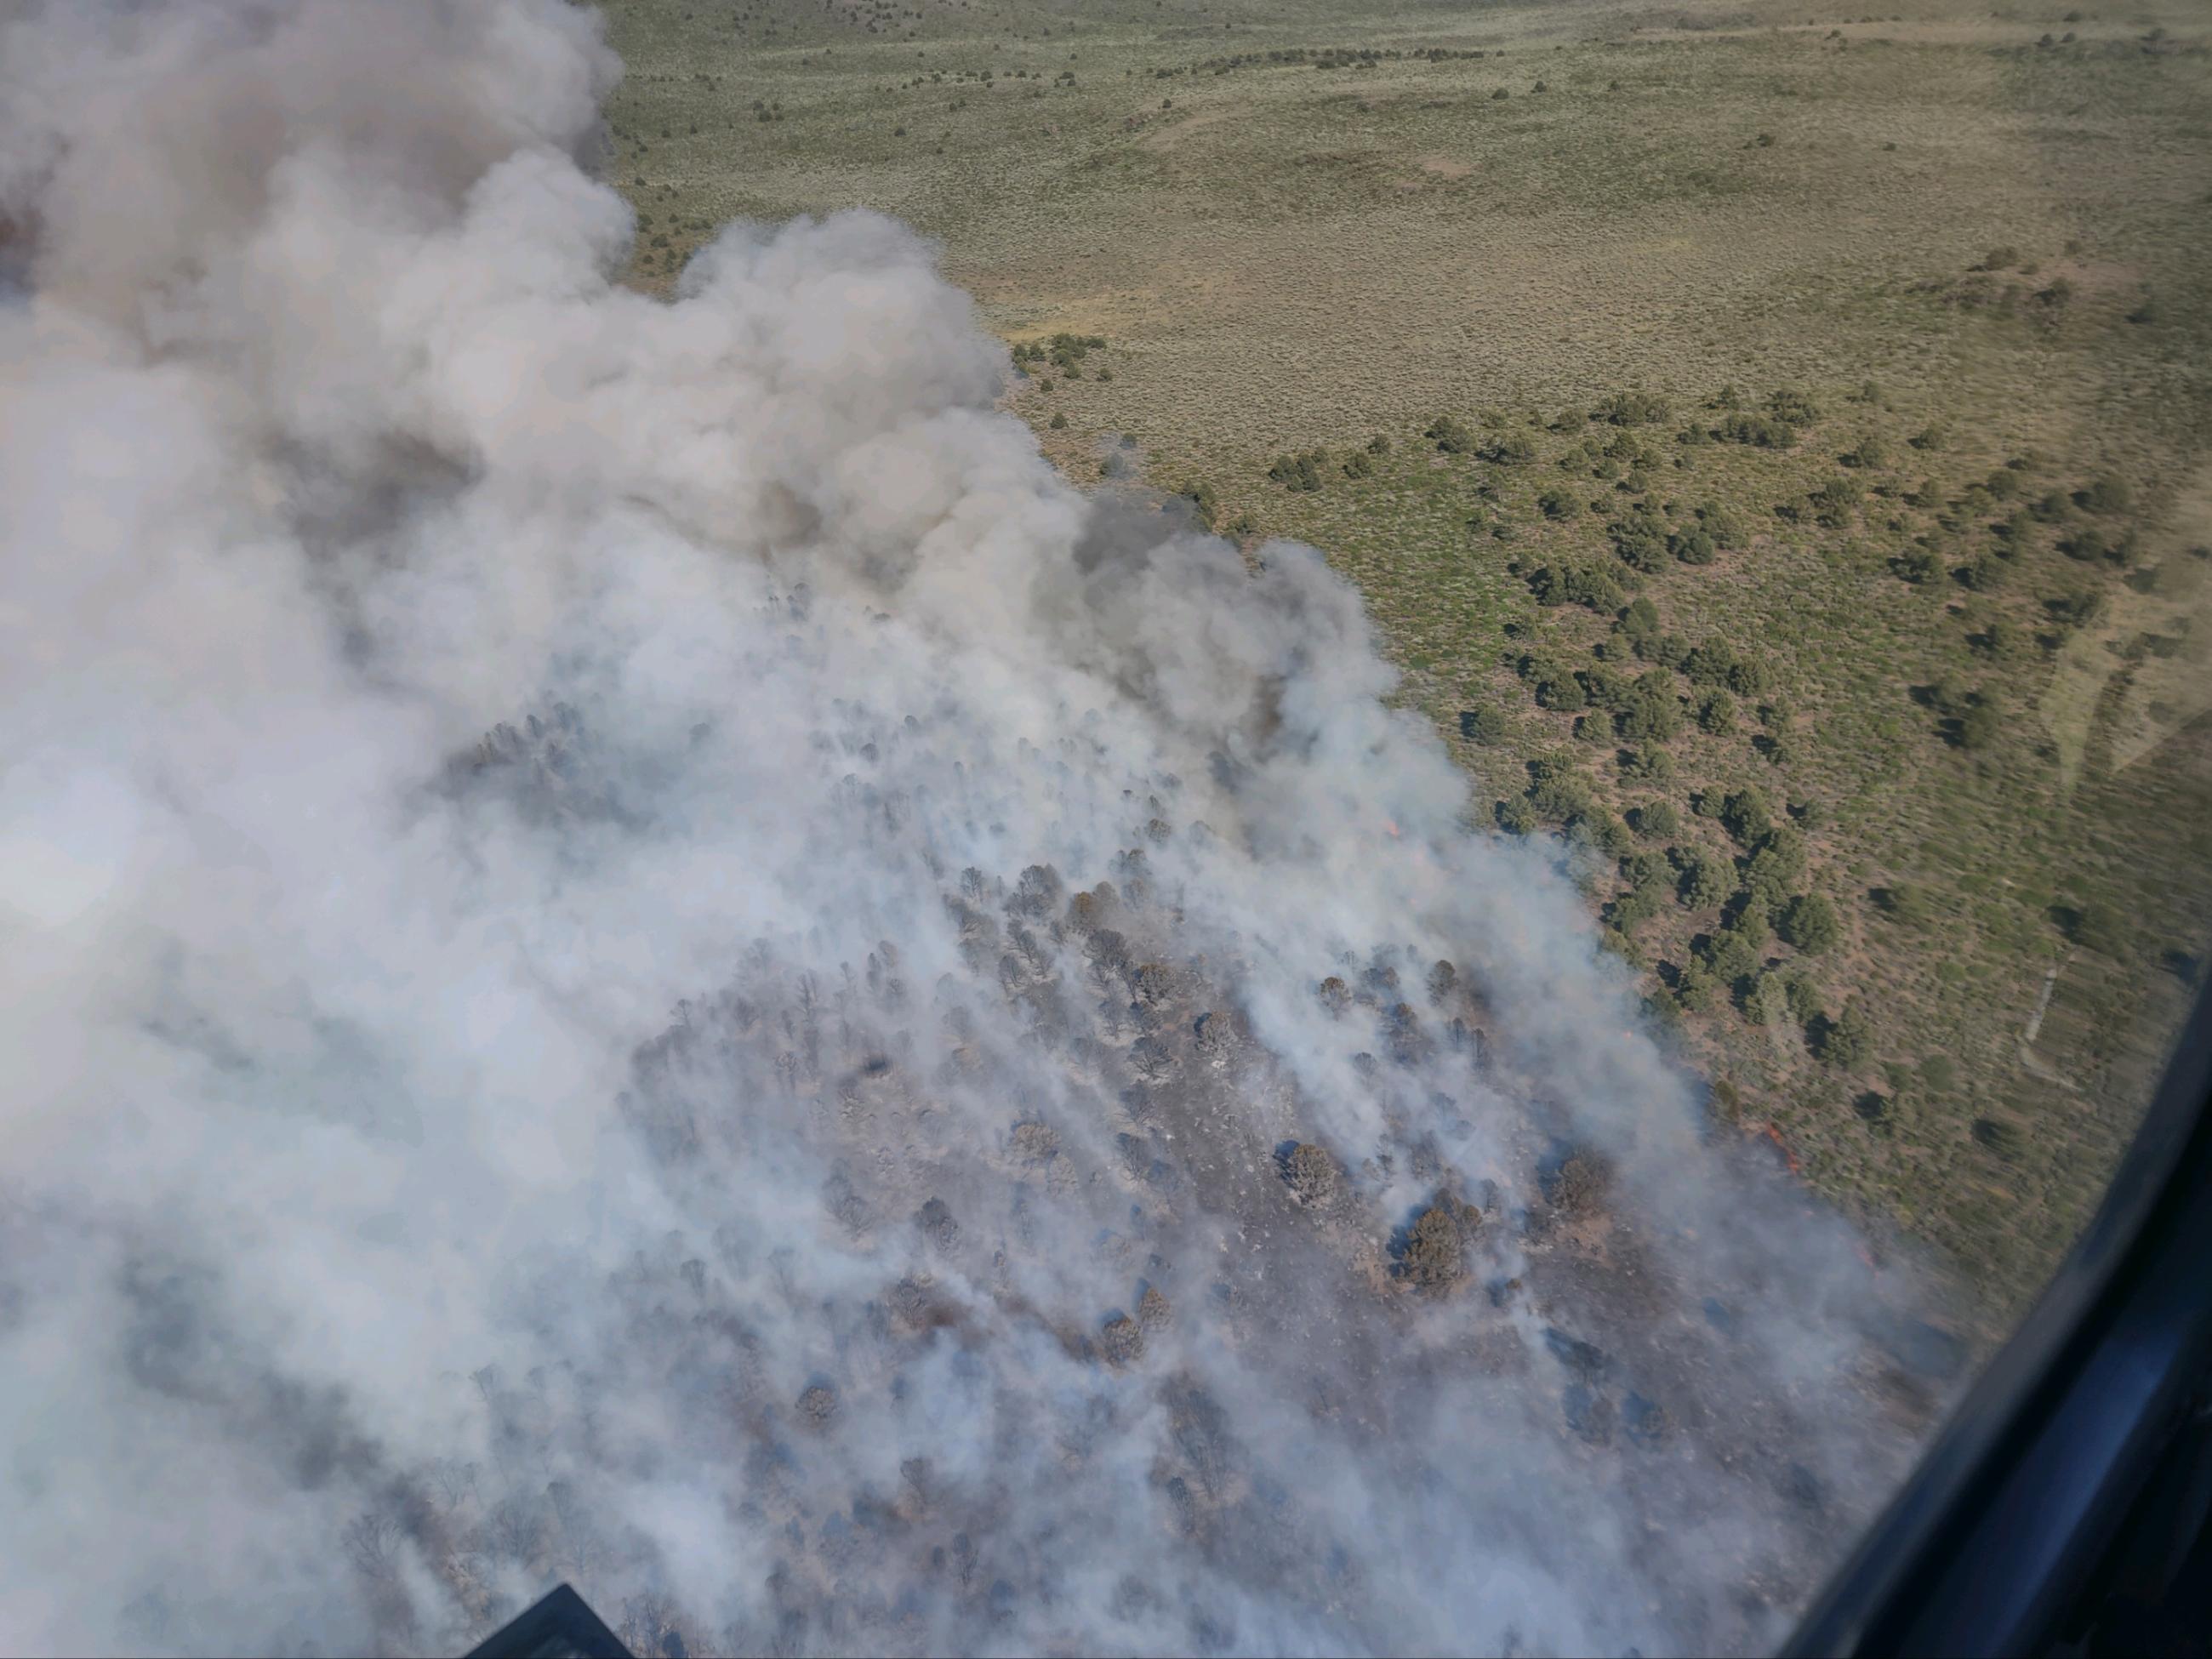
601 0 2212 1324
1246 392 2212 1314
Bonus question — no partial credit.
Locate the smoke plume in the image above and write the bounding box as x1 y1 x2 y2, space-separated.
0 4 1943 1655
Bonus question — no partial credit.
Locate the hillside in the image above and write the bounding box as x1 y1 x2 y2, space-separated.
601 0 2212 1320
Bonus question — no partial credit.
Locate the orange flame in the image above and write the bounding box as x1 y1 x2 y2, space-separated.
1754 1120 1802 1177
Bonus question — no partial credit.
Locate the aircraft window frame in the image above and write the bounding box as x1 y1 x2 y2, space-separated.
1786 978 2212 1656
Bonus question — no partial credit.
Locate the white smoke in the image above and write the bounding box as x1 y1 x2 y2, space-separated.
0 4 1946 1656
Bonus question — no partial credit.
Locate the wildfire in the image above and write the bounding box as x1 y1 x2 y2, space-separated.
1755 1120 1803 1177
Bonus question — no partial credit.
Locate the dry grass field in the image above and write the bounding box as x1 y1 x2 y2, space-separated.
600 0 2212 1323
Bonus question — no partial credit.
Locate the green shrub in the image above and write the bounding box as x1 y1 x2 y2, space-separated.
1531 664 1588 713
2067 900 2125 957
2046 586 2106 629
1698 927 1762 988
1529 564 1627 613
1718 413 1797 449
1809 476 1863 527
1782 972 1823 1026
1595 390 1671 426
1768 388 1821 425
2079 476 2132 514
1961 550 2008 591
1674 967 1717 1012
1459 705 1508 744
1617 596 1662 647
1576 664 1633 713
1957 698 2001 750
1743 827 1808 904
1726 890 1772 943
1719 786 1772 844
1424 414 1474 453
1608 505 1672 572
1268 448 1329 491
1677 851 1729 911
1522 761 1590 825
1778 892 1842 954
1697 503 1747 549
1816 1003 1873 1069
1672 528 1717 565
1582 812 1633 858
1895 546 1942 584
1878 882 1934 926
1682 639 1744 690
1614 674 1682 742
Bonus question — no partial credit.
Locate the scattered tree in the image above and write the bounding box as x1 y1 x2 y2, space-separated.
1424 414 1474 453
1672 527 1717 565
1676 850 1729 911
1100 1314 1145 1365
1268 448 1328 492
1460 705 1508 744
1743 826 1808 904
1956 697 2001 751
1877 882 1936 927
1809 476 1863 527
2079 476 2132 515
1719 787 1772 845
1815 1003 1873 1069
1396 1194 1481 1291
1778 892 1841 955
1544 1150 1613 1216
1283 1142 1339 1205
1846 433 1890 469
1894 545 1941 584
1594 390 1670 426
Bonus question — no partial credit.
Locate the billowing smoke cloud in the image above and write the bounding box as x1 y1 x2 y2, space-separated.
0 4 1948 1655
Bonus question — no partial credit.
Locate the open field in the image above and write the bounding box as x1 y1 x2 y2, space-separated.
601 0 2212 1322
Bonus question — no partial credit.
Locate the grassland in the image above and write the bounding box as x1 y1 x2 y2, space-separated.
599 0 2212 1325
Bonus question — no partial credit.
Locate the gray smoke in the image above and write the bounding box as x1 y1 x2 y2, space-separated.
0 4 1945 1656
